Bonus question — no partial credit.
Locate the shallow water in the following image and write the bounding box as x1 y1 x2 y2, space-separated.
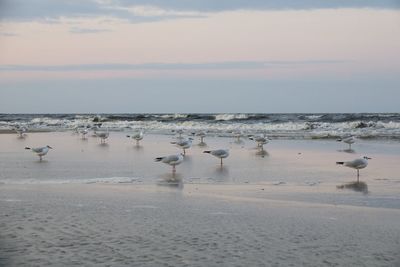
1 132 399 182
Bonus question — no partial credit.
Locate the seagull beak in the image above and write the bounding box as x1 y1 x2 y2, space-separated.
336 139 342 142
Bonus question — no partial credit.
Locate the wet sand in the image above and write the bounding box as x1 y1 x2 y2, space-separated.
1 132 400 266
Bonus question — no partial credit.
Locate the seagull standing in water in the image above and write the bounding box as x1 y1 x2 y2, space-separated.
155 154 184 173
15 126 27 138
172 129 184 140
233 131 243 143
249 134 269 150
204 149 229 165
194 131 206 145
336 156 371 183
95 129 109 143
127 131 144 146
171 138 193 155
79 128 89 139
25 145 53 161
337 135 356 149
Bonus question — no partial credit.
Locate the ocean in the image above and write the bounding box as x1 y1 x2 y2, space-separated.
1 113 400 139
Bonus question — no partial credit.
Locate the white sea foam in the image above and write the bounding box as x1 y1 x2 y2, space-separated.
1 177 140 185
215 114 249 121
1 114 399 139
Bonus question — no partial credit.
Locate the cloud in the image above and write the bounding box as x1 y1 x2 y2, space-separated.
0 32 18 37
69 27 112 34
109 5 204 18
0 60 346 72
0 0 398 22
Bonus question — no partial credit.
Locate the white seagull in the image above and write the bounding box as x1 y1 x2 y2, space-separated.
25 145 53 161
233 131 243 143
336 156 371 183
172 129 184 139
171 138 193 155
79 128 89 139
203 149 230 165
195 131 206 144
337 135 356 149
127 131 144 146
155 154 184 173
249 134 269 150
95 129 109 143
15 126 27 138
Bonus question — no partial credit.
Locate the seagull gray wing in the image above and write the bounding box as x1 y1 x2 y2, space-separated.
32 147 45 153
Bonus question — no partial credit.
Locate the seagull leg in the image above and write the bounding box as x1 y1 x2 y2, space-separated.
39 155 42 161
183 149 186 155
172 165 176 173
357 169 359 183
220 158 223 166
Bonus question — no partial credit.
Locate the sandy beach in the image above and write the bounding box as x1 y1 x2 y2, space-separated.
1 132 400 266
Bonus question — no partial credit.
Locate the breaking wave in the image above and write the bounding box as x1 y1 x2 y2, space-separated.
0 113 399 139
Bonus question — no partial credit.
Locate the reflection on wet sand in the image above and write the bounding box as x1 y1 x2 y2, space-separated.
157 173 183 188
255 149 269 158
211 166 230 182
197 142 207 147
337 181 368 194
338 149 356 154
97 143 109 148
34 159 49 164
233 139 245 145
132 145 144 151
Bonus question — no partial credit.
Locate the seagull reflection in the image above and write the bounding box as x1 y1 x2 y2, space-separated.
98 143 109 148
255 149 269 158
210 165 230 182
338 148 356 154
132 145 144 151
157 173 183 189
337 181 368 194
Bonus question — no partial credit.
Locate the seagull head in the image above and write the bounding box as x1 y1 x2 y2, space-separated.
363 156 371 160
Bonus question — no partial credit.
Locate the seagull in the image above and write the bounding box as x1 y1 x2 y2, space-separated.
171 138 193 155
249 134 269 150
95 129 109 143
79 128 89 139
336 156 371 183
155 154 184 173
203 149 229 165
194 131 206 145
233 131 243 143
337 135 356 149
25 145 53 161
15 126 27 138
127 131 144 146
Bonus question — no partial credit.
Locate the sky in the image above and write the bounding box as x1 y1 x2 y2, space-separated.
0 0 399 113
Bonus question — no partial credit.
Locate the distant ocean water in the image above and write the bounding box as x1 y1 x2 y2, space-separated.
1 113 399 139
